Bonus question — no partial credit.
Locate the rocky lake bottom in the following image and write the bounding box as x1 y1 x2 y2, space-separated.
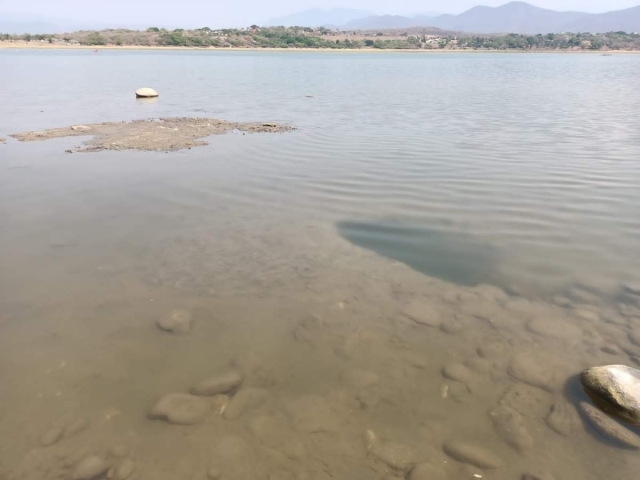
1 207 640 480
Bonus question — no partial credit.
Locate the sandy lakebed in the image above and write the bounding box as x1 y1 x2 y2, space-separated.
9 118 294 153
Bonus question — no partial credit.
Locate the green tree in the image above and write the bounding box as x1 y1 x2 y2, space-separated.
85 32 107 45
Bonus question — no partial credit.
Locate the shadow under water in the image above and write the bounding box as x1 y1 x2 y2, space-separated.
337 219 502 288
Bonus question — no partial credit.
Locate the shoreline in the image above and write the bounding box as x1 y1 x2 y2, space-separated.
1 41 639 54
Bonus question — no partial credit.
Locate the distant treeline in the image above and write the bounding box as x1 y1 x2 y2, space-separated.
1 27 640 51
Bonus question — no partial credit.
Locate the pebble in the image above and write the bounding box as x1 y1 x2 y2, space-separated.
64 418 89 438
148 393 211 425
40 426 64 446
442 363 473 384
601 344 621 355
545 402 578 436
465 357 492 374
580 365 640 426
223 387 269 421
477 343 508 360
623 282 640 296
508 354 556 392
156 309 192 334
286 395 339 433
108 445 128 459
440 319 464 335
340 368 379 389
364 430 422 471
490 405 533 451
408 463 447 480
442 440 503 469
402 301 442 327
207 465 222 479
113 460 136 480
191 370 243 396
579 401 640 448
526 318 582 341
522 473 555 480
70 455 108 480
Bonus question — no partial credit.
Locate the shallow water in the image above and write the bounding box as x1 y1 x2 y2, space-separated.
1 50 640 480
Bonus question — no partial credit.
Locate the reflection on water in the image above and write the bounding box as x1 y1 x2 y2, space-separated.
338 219 501 287
1 50 640 480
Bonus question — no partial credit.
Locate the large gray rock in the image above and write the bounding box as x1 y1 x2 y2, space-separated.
581 365 640 426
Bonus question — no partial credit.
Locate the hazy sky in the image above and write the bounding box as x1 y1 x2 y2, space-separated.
2 0 639 28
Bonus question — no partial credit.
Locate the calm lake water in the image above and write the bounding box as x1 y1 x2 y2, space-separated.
1 50 640 480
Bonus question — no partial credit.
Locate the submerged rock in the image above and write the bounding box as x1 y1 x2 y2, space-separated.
442 439 503 469
113 459 136 480
364 430 423 471
408 463 447 480
508 354 556 392
490 405 533 452
545 402 578 436
70 455 108 480
64 418 89 438
402 301 442 327
135 87 159 98
286 395 340 433
581 365 640 426
526 318 581 341
579 401 640 449
191 370 243 396
223 388 269 420
442 363 473 384
149 393 210 425
40 426 64 447
157 309 192 334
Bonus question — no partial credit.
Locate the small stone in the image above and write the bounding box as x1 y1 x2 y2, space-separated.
623 282 640 296
364 430 423 471
340 368 379 389
443 440 503 469
108 445 128 458
440 319 463 335
477 342 507 359
403 301 441 327
526 318 582 341
149 393 211 425
156 309 192 334
207 465 222 479
545 402 578 436
508 354 556 392
580 365 640 426
579 401 640 448
135 87 159 98
64 418 89 438
223 388 269 421
442 364 473 384
285 395 339 433
114 460 135 480
40 427 64 446
409 463 447 480
522 473 555 480
191 370 243 396
70 455 108 480
601 344 621 355
490 405 533 452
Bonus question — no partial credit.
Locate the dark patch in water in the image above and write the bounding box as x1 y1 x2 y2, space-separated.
337 220 501 287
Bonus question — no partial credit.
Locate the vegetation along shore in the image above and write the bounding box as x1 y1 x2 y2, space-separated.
2 26 640 51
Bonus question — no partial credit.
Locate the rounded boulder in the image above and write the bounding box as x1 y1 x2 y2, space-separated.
135 87 159 98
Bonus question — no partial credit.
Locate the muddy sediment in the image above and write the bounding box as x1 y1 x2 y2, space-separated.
10 117 294 153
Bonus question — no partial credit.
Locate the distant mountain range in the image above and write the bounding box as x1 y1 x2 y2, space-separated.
344 2 640 34
271 2 640 35
268 8 373 28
